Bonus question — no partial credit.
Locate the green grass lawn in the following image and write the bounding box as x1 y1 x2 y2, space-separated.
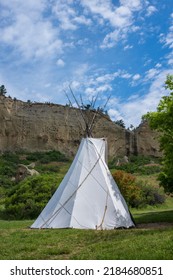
0 209 173 260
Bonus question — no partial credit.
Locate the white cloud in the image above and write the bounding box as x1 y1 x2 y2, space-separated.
132 74 141 80
81 0 120 28
85 69 132 93
0 0 46 16
121 73 132 79
56 59 65 67
167 57 173 65
52 0 92 30
95 71 120 83
165 29 173 49
124 44 133 50
144 58 152 66
73 63 90 79
108 69 173 127
52 0 77 30
0 0 147 59
120 0 142 11
61 66 133 105
82 0 144 49
159 13 173 66
97 84 112 92
146 5 158 17
130 74 141 86
100 29 121 49
111 6 132 28
85 87 96 96
85 83 112 98
130 25 140 32
73 15 92 25
108 108 123 120
128 94 139 100
108 96 120 106
144 68 161 81
155 63 162 68
0 1 63 59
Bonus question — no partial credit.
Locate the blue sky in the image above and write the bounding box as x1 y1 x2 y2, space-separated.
0 0 173 127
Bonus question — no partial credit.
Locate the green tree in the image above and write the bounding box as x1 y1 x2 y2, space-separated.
143 74 173 192
0 85 7 96
114 119 125 128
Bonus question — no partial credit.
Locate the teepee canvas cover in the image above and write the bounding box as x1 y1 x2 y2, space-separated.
31 138 134 229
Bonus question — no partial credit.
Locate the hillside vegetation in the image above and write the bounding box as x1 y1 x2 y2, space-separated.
0 151 171 220
0 151 69 219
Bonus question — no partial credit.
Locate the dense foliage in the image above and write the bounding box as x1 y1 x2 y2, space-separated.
112 170 165 208
0 150 69 219
109 155 161 175
112 170 143 207
3 174 63 219
143 75 173 192
25 150 68 164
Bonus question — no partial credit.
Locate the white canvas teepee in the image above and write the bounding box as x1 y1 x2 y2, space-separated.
31 138 135 230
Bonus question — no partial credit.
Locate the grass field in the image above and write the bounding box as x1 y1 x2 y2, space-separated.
0 207 173 260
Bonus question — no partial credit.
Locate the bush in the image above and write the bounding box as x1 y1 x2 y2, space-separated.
3 174 63 219
0 156 18 178
137 180 166 206
26 150 68 164
158 171 173 193
138 165 162 175
1 152 20 163
112 170 143 208
0 186 6 208
114 163 138 174
0 165 16 177
36 164 60 173
0 177 14 190
112 170 166 208
109 155 161 175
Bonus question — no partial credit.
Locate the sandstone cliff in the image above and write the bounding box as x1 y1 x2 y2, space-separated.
0 96 161 158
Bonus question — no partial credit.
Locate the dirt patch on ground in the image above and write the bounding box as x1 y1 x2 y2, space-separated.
136 222 173 229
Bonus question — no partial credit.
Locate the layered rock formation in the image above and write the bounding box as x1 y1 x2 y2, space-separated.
0 96 161 158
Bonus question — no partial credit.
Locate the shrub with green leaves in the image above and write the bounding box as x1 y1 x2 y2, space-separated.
112 170 165 208
137 180 165 206
26 150 68 164
138 165 162 175
109 155 161 175
3 174 63 219
112 170 143 207
0 186 6 209
36 164 60 174
0 155 18 180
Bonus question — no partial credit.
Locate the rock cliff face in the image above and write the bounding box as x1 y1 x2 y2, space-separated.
0 96 161 158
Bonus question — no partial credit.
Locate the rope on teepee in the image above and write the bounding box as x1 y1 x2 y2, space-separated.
97 190 109 230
